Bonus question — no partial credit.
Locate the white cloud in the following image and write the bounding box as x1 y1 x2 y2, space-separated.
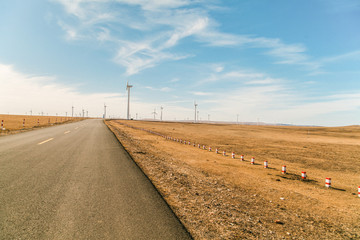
321 50 360 63
190 91 213 96
145 86 173 92
0 64 125 118
54 0 321 75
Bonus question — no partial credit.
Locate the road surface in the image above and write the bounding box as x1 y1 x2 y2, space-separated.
0 119 191 239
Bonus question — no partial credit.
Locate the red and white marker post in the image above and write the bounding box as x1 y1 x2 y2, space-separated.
188 141 191 145
251 157 255 165
23 119 25 128
358 186 360 198
325 178 331 188
223 150 226 156
1 120 4 130
301 171 307 180
209 146 212 152
216 148 219 154
198 144 201 149
282 165 286 174
193 143 196 147
232 152 235 159
264 161 268 168
203 145 206 150
240 155 244 161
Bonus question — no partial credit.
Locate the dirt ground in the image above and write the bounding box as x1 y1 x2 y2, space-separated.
0 114 85 135
106 119 360 239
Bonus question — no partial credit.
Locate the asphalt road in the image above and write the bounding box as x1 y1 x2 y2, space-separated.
0 119 191 240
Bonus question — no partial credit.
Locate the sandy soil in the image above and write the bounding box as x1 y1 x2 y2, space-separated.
0 114 85 135
106 120 360 239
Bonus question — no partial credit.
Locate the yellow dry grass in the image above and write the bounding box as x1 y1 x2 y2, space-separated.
0 114 85 133
107 119 360 239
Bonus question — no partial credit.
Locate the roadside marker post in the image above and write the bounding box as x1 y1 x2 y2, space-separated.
264 161 268 168
251 157 255 165
223 150 226 156
358 186 360 198
198 144 201 149
1 120 4 130
241 155 244 161
23 119 25 128
216 148 219 154
232 152 235 159
209 146 212 152
203 145 206 150
325 178 331 188
188 141 191 145
282 165 286 174
301 171 307 180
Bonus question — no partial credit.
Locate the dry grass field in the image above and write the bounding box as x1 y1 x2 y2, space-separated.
106 119 360 239
0 114 85 135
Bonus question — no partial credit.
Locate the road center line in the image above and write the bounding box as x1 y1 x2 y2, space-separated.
64 131 71 134
38 138 54 145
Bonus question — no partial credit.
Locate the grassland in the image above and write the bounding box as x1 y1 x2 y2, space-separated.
0 114 85 135
106 119 360 239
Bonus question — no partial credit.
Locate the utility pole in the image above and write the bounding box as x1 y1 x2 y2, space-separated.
194 101 198 123
72 105 74 117
126 81 133 120
237 114 239 124
104 103 107 119
160 106 163 121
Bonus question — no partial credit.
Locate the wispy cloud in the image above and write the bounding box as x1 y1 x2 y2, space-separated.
190 91 213 96
145 86 173 92
321 50 360 63
0 63 124 117
54 0 320 75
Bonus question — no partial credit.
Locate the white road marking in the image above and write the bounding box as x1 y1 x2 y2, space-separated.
64 131 71 134
38 138 54 145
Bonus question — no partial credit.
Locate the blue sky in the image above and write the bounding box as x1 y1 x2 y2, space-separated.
1 0 359 126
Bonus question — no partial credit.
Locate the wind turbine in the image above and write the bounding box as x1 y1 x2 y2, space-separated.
126 81 133 120
152 108 157 120
160 106 163 121
104 103 107 119
194 101 198 123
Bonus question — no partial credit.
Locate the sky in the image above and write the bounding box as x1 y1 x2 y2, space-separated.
0 0 359 126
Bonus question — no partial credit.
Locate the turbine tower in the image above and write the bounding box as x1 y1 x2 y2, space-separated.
160 106 163 121
103 103 107 119
152 108 157 120
126 81 133 120
194 101 198 123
